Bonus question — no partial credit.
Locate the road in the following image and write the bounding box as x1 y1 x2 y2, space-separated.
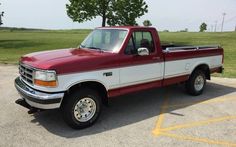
0 65 236 147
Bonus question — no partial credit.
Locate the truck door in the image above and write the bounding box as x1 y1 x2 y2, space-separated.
119 30 164 88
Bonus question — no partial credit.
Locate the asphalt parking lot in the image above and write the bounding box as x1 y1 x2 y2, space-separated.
0 65 236 147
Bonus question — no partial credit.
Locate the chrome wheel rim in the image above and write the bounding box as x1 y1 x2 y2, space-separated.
194 75 204 91
74 97 96 122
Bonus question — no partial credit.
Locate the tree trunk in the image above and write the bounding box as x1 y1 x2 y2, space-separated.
102 15 106 27
101 15 106 43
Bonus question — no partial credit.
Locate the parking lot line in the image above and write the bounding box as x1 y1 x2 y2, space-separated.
152 93 169 136
152 92 236 146
161 115 236 132
164 95 236 109
160 132 236 147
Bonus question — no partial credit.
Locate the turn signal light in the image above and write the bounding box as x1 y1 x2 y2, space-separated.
34 79 57 87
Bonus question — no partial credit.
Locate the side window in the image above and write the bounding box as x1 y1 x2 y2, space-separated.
125 36 136 55
125 31 155 55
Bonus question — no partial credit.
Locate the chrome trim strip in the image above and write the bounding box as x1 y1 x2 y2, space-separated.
15 77 64 109
19 63 34 85
166 45 220 52
15 82 64 100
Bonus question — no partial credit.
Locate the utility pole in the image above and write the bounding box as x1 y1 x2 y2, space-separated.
221 13 226 32
0 3 4 26
214 21 217 32
211 25 214 32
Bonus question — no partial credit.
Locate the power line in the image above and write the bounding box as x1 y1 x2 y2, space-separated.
224 15 236 23
210 14 236 32
221 13 226 32
210 25 213 32
214 21 217 32
0 3 4 26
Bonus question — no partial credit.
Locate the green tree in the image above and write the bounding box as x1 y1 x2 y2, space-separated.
107 0 148 26
66 0 148 27
143 20 152 26
199 22 207 32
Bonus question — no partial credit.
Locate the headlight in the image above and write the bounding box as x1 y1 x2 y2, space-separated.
34 70 57 87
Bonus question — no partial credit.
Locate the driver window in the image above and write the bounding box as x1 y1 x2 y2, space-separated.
125 31 155 55
125 36 136 55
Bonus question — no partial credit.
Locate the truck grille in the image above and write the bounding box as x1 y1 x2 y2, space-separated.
19 63 34 85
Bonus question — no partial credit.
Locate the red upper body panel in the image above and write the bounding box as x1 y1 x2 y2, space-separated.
20 26 223 75
20 26 162 75
21 48 121 75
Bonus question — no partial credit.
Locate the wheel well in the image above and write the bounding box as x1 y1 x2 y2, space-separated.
192 64 210 80
66 81 108 106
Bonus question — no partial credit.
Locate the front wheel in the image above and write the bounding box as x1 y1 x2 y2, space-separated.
185 70 206 96
61 88 101 129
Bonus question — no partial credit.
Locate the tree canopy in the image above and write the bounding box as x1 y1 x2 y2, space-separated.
143 20 152 26
199 22 207 32
66 0 148 27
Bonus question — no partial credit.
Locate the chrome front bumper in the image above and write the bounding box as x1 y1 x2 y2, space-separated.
15 77 64 109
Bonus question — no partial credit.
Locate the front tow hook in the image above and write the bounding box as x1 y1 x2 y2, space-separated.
15 99 43 114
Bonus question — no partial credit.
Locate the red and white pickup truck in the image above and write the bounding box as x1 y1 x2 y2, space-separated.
15 26 224 129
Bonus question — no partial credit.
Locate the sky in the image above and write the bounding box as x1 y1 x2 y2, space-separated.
1 0 236 32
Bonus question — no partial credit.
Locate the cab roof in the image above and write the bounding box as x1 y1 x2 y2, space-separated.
96 26 156 30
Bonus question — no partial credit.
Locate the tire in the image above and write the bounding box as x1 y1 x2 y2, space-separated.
185 70 206 96
61 88 102 129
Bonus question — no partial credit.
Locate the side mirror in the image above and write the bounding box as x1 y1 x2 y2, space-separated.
137 48 149 56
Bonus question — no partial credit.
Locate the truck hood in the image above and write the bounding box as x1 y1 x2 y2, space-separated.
21 48 119 74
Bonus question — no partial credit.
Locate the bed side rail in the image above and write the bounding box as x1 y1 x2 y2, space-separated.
165 45 221 52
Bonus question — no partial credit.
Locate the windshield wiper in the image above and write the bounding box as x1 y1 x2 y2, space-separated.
87 47 102 50
80 44 86 48
80 45 103 52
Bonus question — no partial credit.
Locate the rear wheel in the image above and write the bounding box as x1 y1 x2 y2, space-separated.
61 88 101 129
186 70 206 96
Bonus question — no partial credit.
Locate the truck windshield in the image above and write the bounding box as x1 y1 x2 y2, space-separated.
80 29 128 52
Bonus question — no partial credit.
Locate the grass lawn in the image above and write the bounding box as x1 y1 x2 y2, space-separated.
0 29 235 78
0 29 91 64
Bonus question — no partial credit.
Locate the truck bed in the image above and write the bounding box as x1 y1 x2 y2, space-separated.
162 45 223 86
